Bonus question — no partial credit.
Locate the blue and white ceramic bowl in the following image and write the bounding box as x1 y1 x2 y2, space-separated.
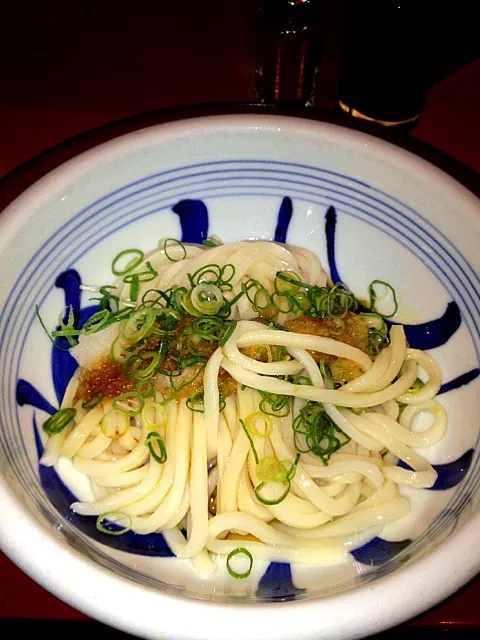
0 115 479 640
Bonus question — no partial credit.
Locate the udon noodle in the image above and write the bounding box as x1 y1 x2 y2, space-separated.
40 238 445 577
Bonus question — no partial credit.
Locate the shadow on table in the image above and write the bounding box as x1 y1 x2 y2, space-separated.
1 619 479 639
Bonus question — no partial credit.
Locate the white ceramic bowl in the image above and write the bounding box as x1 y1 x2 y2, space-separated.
0 115 479 640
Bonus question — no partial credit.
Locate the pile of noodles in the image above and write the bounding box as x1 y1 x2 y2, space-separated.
40 240 445 577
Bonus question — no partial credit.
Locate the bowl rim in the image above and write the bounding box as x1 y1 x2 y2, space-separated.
0 112 479 640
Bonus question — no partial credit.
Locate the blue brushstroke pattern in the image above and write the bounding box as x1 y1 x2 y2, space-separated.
397 449 473 490
257 562 305 601
325 206 342 284
274 197 293 243
33 414 174 557
21 269 174 557
439 369 480 395
55 270 82 317
323 207 462 350
52 270 100 403
51 302 100 404
16 380 57 415
172 199 209 243
351 537 412 566
387 302 461 350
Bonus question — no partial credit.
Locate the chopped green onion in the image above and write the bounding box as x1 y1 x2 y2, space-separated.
141 401 167 430
293 401 349 465
136 379 155 398
160 364 206 405
141 288 169 309
360 312 387 333
82 309 111 334
43 408 76 435
266 319 290 332
218 320 237 346
202 236 223 248
190 283 224 315
190 264 222 285
96 511 131 536
180 290 203 317
186 392 205 413
122 354 145 379
123 262 158 302
220 264 235 284
275 271 301 294
121 307 156 343
258 391 290 417
271 293 294 314
112 392 144 416
169 286 189 315
146 431 167 463
368 329 389 356
254 479 291 505
127 351 161 380
256 457 288 483
192 316 225 341
319 360 344 383
160 238 187 262
290 375 312 386
81 391 104 410
409 378 425 393
100 409 129 439
36 305 70 352
110 334 130 364
291 291 311 314
52 306 79 347
154 308 181 334
226 548 253 579
368 280 398 318
313 283 359 317
219 393 227 413
285 453 301 480
112 249 144 276
239 418 259 464
123 261 157 284
253 288 272 310
244 412 273 438
92 285 120 311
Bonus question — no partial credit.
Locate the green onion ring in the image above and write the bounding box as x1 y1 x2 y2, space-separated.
121 307 156 343
218 319 237 346
43 408 76 435
112 249 144 276
161 238 187 262
112 392 144 416
256 457 288 483
368 280 398 318
239 418 259 464
81 391 104 410
100 409 130 439
254 479 291 505
190 283 224 315
226 548 253 579
146 431 167 463
96 511 132 536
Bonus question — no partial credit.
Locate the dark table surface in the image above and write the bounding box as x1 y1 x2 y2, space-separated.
0 1 479 635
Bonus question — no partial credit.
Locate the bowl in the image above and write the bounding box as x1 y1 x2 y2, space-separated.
0 114 479 640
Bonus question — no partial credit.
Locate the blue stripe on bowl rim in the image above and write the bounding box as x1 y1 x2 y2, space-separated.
0 160 479 598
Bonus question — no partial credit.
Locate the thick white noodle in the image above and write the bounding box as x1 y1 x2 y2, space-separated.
44 239 445 576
